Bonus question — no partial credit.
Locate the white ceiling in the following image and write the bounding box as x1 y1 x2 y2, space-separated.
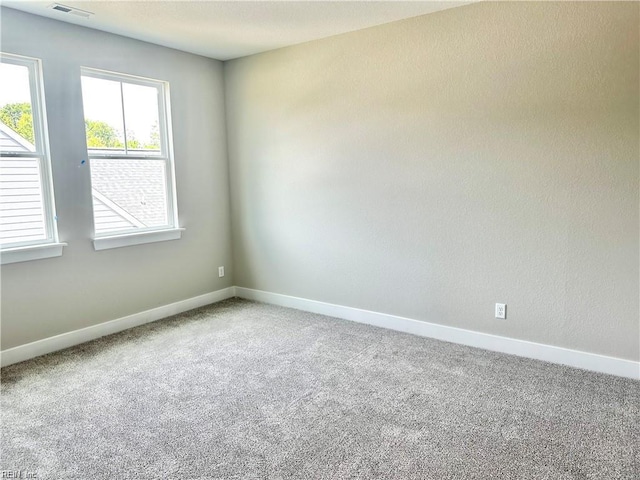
3 1 472 60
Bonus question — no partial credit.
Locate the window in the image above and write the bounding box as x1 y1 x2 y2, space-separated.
0 53 63 264
80 68 181 250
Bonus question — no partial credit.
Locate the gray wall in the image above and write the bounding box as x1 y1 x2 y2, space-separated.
225 2 639 361
0 8 233 350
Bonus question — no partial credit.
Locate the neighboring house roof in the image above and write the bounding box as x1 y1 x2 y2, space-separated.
89 158 168 231
0 120 166 236
0 121 35 152
92 188 145 233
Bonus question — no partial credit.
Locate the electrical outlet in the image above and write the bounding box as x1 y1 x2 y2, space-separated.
218 266 225 278
495 303 506 319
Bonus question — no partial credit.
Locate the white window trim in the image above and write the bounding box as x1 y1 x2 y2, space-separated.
81 67 181 249
0 52 62 257
1 242 67 265
93 228 184 251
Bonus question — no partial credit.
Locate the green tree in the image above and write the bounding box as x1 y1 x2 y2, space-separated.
85 119 123 149
144 121 160 150
85 121 146 150
0 103 34 144
126 130 141 150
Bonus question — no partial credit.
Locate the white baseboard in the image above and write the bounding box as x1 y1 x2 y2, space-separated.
3 285 638 380
235 287 640 380
0 287 236 368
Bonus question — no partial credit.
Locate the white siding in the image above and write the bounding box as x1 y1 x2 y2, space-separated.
0 123 35 153
0 158 46 244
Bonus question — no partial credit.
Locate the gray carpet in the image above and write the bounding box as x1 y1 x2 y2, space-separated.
1 298 638 479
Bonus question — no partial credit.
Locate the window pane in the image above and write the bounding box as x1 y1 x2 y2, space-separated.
0 63 36 153
82 69 176 239
81 76 125 155
90 158 169 235
122 83 161 155
0 158 46 244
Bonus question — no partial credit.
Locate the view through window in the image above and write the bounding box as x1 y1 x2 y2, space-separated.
81 69 176 236
0 53 57 248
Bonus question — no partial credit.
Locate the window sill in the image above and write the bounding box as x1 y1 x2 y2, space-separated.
93 228 185 251
1 242 67 265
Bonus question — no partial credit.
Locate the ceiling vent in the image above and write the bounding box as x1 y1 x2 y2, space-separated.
48 3 94 18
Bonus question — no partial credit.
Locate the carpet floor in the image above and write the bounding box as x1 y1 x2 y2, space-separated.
1 298 638 479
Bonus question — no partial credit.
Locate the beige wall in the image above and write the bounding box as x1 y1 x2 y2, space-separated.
0 9 233 349
225 2 639 360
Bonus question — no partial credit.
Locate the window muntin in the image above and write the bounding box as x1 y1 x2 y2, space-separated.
80 68 177 238
0 53 58 249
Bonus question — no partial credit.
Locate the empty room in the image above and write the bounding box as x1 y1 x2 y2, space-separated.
1 1 638 478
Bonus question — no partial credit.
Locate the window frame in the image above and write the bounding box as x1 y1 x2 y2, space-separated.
80 67 182 248
0 52 64 264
